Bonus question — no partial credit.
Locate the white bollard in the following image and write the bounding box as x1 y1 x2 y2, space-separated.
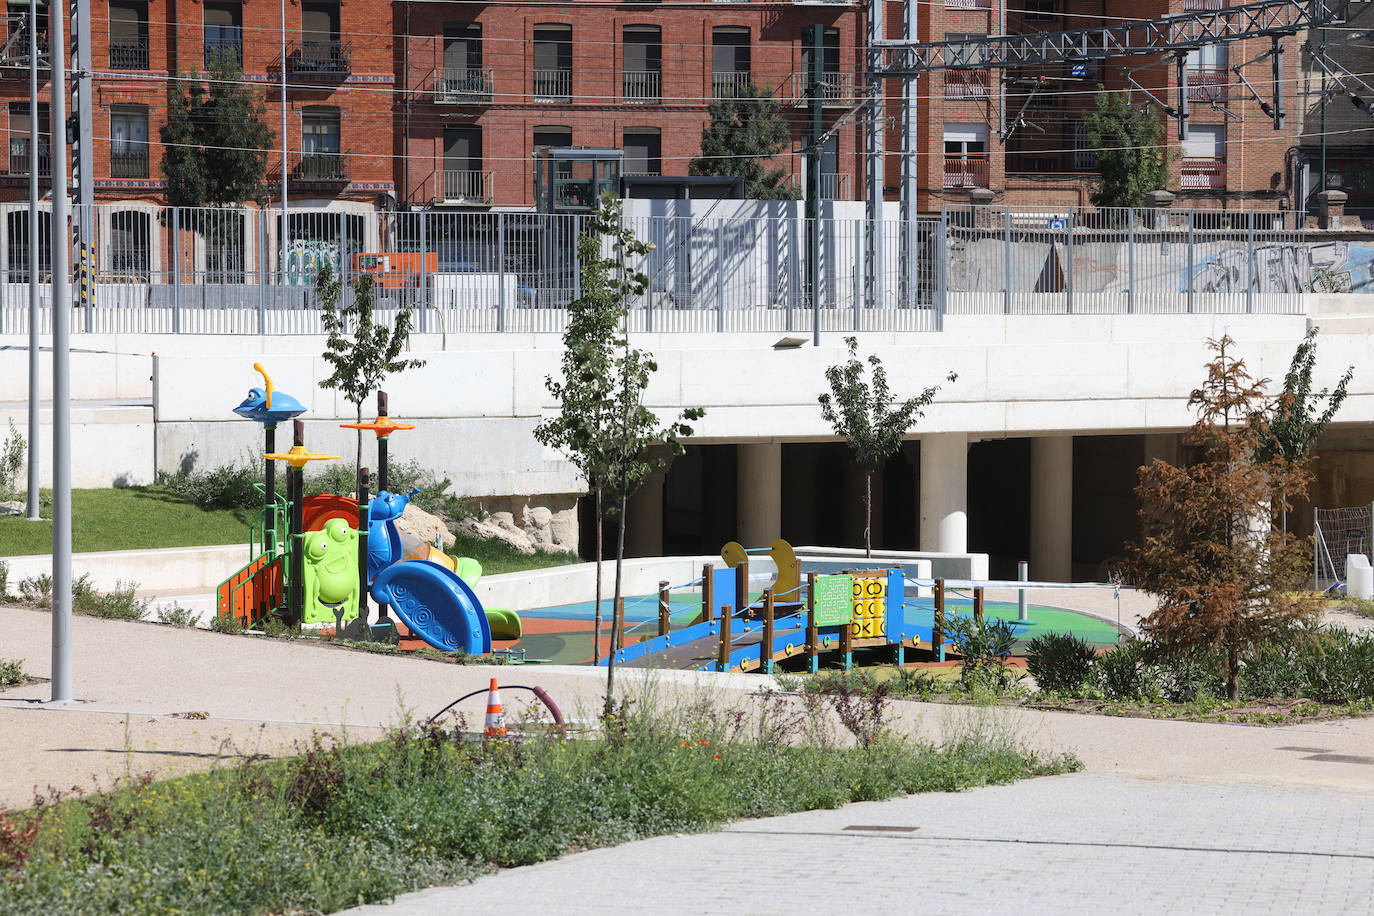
1346 555 1373 599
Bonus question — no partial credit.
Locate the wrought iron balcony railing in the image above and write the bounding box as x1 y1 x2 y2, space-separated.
442 168 493 204
109 37 149 70
622 69 661 104
294 151 348 181
434 67 493 103
109 149 149 179
533 68 571 103
288 39 351 77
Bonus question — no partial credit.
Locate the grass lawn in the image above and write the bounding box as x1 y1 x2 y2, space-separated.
0 489 583 578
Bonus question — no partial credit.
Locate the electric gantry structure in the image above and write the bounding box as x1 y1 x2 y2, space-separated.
850 0 1360 311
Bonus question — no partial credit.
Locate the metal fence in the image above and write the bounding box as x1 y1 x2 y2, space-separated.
1314 504 1373 591
0 202 1319 336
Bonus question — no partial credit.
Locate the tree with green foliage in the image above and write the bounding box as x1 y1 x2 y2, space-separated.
316 265 425 473
536 193 703 713
1083 88 1168 209
689 84 800 199
1126 336 1319 700
819 337 955 558
160 55 272 208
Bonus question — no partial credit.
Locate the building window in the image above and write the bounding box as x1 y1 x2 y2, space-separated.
623 26 661 104
712 27 750 98
1185 45 1227 101
203 1 242 68
109 210 151 279
533 24 572 103
298 1 347 73
6 210 51 282
300 106 344 179
1182 124 1226 190
109 1 149 70
1073 121 1096 171
438 22 491 101
443 126 488 203
533 126 572 151
7 102 49 177
943 123 988 188
623 128 660 176
109 105 149 179
799 27 847 105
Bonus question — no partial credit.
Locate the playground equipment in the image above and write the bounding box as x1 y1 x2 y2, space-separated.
216 366 520 654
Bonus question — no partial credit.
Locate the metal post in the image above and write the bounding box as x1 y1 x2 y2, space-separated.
75 0 93 334
279 0 289 309
496 211 507 332
658 580 670 637
1018 559 1029 622
1127 207 1136 314
736 558 749 620
852 220 862 331
1176 54 1189 141
256 208 266 334
702 563 714 623
356 465 370 627
1247 217 1256 314
806 22 823 348
263 423 277 555
1271 36 1284 130
716 223 725 332
1187 219 1195 314
288 419 306 626
1065 213 1074 314
761 587 775 675
1003 206 1013 314
840 595 852 671
932 578 945 663
806 571 818 674
718 603 733 672
171 206 181 332
377 390 390 492
49 0 72 704
787 216 799 331
417 210 428 333
24 0 39 521
937 205 948 323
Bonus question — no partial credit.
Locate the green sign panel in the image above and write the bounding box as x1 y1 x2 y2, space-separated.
812 575 853 626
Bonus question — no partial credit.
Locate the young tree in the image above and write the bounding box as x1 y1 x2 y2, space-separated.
160 55 273 208
818 337 955 558
1083 88 1168 210
316 265 426 473
688 84 799 200
1126 336 1319 700
536 193 702 713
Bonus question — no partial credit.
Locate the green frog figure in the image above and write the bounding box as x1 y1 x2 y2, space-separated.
302 517 360 626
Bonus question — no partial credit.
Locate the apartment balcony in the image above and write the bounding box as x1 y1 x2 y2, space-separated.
0 24 48 69
1183 0 1225 9
293 151 349 182
288 40 351 78
946 0 991 8
533 68 571 103
623 70 661 104
945 69 991 99
1181 157 1225 190
109 37 149 70
7 139 49 177
203 37 243 68
442 169 493 205
1186 67 1227 101
943 154 989 188
434 68 494 104
790 172 852 200
712 70 752 99
109 149 149 179
791 71 858 107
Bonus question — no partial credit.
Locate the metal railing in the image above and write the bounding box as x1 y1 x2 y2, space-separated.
293 152 348 181
712 71 752 98
790 173 852 200
0 202 1322 337
533 68 571 102
203 36 242 68
1186 67 1227 101
108 37 149 70
623 69 661 103
946 0 991 7
289 39 350 75
435 67 493 103
791 71 858 106
109 150 148 179
1183 0 1226 9
944 154 989 188
1181 157 1226 190
945 69 991 99
442 169 493 204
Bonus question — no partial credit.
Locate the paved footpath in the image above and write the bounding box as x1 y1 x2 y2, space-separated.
348 773 1374 915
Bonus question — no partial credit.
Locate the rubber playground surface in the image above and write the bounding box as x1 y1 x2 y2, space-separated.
497 593 1125 666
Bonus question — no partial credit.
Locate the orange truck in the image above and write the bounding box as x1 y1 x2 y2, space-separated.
352 251 439 289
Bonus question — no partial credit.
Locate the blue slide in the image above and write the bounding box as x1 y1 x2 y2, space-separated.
369 559 492 655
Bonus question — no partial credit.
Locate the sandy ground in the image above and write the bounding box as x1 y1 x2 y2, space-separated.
2 589 1374 807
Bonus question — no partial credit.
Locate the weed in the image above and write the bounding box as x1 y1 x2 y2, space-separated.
947 616 1019 692
156 461 260 510
73 579 148 621
155 603 201 628
17 573 52 608
1026 632 1097 693
1341 596 1374 619
210 612 244 635
0 418 26 501
0 657 24 686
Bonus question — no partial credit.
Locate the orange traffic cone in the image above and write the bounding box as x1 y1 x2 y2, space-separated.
484 677 506 739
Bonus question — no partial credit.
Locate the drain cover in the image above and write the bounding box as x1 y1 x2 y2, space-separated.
842 825 920 833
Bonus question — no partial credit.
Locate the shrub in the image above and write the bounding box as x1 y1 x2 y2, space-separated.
72 579 148 621
1294 627 1374 703
1152 645 1227 703
1026 633 1097 693
209 612 244 635
1094 639 1160 702
0 560 10 602
18 574 52 608
948 616 1018 692
156 603 201 628
157 462 260 510
1342 597 1374 620
0 418 26 501
1239 640 1306 698
0 657 24 686
305 458 480 523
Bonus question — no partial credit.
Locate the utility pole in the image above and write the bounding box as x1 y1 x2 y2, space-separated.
73 0 92 331
805 23 823 346
50 0 74 705
280 0 290 294
864 0 883 316
25 0 40 521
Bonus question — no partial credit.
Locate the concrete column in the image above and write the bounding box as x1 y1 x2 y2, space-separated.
625 469 665 558
918 433 967 554
737 441 782 547
1031 435 1073 581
